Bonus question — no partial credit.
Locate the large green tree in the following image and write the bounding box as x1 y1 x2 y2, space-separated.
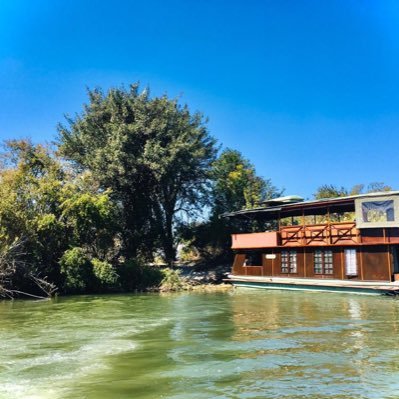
58 84 217 264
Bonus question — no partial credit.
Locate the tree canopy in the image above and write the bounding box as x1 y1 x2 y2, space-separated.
314 182 393 199
58 84 217 263
178 148 282 262
0 140 119 296
211 148 281 217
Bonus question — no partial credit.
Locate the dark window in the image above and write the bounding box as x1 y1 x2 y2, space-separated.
362 200 394 223
314 250 333 275
281 250 297 273
244 252 263 266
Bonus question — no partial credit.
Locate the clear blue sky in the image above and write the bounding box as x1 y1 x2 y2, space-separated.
1 0 398 198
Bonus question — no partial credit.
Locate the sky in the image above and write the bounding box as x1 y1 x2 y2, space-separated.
0 0 399 198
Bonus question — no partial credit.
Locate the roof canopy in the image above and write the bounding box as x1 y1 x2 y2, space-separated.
221 191 399 221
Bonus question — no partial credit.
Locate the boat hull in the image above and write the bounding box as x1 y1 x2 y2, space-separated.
228 275 399 295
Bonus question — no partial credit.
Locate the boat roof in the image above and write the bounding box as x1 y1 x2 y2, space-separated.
221 191 399 220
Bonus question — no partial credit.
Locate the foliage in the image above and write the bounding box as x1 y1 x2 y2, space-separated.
91 258 118 287
314 182 393 199
177 149 281 262
314 184 348 199
60 247 92 293
366 182 392 193
58 84 217 264
0 238 26 297
0 140 120 297
159 268 185 291
118 259 164 291
211 148 281 215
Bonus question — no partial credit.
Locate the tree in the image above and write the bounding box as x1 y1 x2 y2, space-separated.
211 149 281 216
0 140 119 296
367 182 392 193
58 84 217 264
314 182 393 199
178 149 281 263
313 184 348 199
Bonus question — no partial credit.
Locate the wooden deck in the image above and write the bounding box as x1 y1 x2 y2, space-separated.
227 274 399 295
231 223 399 249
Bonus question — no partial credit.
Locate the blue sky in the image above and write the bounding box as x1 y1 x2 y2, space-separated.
1 0 398 198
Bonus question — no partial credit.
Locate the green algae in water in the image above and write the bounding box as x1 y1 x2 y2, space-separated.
0 291 399 398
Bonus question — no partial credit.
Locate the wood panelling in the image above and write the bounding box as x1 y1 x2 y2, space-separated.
232 254 246 275
361 229 386 244
361 246 391 281
232 232 278 249
243 266 263 276
233 246 393 282
263 251 274 276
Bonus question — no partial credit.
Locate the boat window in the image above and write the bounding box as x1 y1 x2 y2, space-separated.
281 250 297 273
244 252 263 266
345 249 357 276
314 249 333 275
361 200 394 223
355 196 399 228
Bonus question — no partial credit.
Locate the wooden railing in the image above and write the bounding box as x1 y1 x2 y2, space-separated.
280 222 359 246
230 222 399 249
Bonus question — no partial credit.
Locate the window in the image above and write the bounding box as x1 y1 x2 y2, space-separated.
355 197 399 228
244 252 263 266
281 250 297 273
362 200 394 223
314 250 333 275
345 249 357 276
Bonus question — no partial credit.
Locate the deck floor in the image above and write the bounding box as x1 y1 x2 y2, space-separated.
227 274 399 293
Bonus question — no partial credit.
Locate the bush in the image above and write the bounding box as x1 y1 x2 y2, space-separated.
118 259 163 291
60 247 92 293
160 268 185 291
91 258 118 287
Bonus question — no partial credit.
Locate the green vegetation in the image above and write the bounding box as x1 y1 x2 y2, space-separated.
3 82 390 298
0 83 276 298
58 84 217 265
178 148 281 264
314 183 392 199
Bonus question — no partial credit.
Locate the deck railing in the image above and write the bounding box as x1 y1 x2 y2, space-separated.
231 222 361 249
280 222 359 246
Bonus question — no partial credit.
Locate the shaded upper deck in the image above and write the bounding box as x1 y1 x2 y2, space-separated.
224 192 399 249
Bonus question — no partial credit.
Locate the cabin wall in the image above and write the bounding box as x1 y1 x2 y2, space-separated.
361 246 391 281
232 245 394 282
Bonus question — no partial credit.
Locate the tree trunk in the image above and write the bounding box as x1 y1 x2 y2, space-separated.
163 211 176 267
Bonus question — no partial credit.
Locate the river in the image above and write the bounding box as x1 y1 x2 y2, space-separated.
1 289 399 398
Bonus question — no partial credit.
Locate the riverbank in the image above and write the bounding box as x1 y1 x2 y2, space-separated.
156 264 233 292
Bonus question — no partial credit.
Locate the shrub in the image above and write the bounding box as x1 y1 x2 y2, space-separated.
160 268 185 292
118 259 163 291
91 258 118 287
59 247 92 293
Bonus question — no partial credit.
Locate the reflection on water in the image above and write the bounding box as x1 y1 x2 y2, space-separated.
0 290 399 398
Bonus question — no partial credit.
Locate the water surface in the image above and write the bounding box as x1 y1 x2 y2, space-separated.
1 289 399 398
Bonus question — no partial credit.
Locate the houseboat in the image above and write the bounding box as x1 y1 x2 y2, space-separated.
223 192 399 294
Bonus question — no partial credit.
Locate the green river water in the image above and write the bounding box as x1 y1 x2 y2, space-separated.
1 289 399 399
